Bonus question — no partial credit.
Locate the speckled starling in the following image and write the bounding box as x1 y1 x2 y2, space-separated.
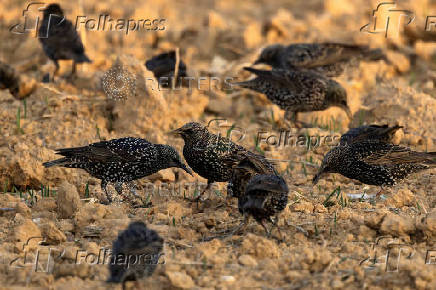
171 122 264 198
238 174 288 236
227 153 277 199
0 61 20 98
107 221 163 289
254 43 388 77
145 50 187 88
339 124 402 146
236 67 351 126
38 3 91 80
313 140 436 187
43 137 192 203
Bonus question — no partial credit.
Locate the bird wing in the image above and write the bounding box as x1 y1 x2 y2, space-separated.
340 125 402 145
284 43 369 68
56 137 154 163
44 16 85 55
358 142 435 166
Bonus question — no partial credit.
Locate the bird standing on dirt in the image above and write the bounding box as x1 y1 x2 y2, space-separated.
38 3 91 80
238 174 288 237
107 221 163 290
227 153 277 199
254 43 388 77
43 137 192 203
145 50 187 88
171 122 265 201
236 67 351 127
339 124 402 146
312 140 436 190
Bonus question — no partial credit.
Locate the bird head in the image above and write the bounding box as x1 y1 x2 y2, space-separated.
158 145 193 176
326 83 352 119
254 44 284 66
312 147 341 185
43 3 64 17
169 122 208 142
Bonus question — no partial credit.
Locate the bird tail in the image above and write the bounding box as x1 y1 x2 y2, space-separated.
234 67 274 88
362 48 390 64
75 53 92 63
43 157 70 168
383 124 403 137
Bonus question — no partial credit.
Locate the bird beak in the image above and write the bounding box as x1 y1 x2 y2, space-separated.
168 128 183 135
343 106 353 120
179 164 193 176
312 170 324 185
253 59 261 65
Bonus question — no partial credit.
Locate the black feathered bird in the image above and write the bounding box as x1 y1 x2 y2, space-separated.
171 122 267 200
254 43 388 77
107 221 163 290
0 61 36 99
227 153 277 199
238 174 288 237
38 3 91 80
339 124 402 146
236 67 351 126
145 50 187 88
313 140 436 188
43 137 192 203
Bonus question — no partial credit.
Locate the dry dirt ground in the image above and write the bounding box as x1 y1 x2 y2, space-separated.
1 0 436 289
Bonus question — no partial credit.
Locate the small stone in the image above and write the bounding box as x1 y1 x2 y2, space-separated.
56 181 81 219
166 271 195 288
238 254 258 266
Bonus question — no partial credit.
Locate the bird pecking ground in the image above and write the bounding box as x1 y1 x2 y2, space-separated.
0 0 436 289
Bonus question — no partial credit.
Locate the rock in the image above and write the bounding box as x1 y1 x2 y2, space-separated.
74 203 107 230
166 271 195 288
56 181 81 219
325 0 356 16
13 218 42 252
290 201 314 214
386 51 410 73
416 210 436 239
15 201 31 218
380 213 415 236
385 188 415 208
241 233 279 259
238 254 258 266
364 210 387 230
39 221 67 244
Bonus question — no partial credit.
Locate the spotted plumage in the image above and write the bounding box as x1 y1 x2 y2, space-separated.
107 221 163 288
313 140 436 186
145 50 187 88
43 137 192 202
236 67 351 125
238 174 288 234
38 3 91 79
339 124 402 146
172 122 266 194
227 153 277 199
254 43 388 77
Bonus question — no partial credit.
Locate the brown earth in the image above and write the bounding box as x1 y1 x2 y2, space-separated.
0 0 436 289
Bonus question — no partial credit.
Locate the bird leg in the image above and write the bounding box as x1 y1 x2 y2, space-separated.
72 60 77 76
284 111 304 129
271 216 284 241
260 219 272 237
101 180 112 204
50 61 60 82
114 182 124 195
185 181 212 208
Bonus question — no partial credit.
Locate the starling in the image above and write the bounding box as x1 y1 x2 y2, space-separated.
236 67 351 126
0 61 37 99
145 50 188 88
227 153 277 199
38 3 91 80
339 124 402 146
171 122 265 199
101 59 136 101
313 140 436 188
43 137 192 203
0 61 20 98
107 221 163 289
254 43 388 77
238 174 288 237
